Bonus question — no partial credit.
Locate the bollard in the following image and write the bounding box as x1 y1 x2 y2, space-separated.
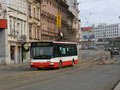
101 56 106 65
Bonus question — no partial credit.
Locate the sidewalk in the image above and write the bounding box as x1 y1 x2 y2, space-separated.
0 63 29 70
113 81 120 90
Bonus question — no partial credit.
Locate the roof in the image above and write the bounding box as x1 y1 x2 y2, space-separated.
81 27 92 31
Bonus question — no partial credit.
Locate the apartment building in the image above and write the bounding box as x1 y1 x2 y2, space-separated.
0 0 28 64
27 0 41 42
0 0 80 64
81 27 92 41
92 24 120 42
40 0 78 42
66 0 80 42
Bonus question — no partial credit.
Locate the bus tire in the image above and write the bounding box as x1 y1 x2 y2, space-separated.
59 61 62 69
71 60 75 67
37 68 41 70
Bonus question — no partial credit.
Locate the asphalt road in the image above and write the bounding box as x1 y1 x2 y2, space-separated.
0 50 120 90
79 50 103 59
0 59 120 90
12 64 120 90
0 50 102 75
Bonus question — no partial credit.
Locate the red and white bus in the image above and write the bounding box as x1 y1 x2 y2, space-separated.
30 41 78 69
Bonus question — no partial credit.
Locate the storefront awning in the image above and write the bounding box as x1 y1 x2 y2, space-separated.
0 19 7 29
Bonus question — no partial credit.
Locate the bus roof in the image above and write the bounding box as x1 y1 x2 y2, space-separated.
53 41 77 45
31 41 77 45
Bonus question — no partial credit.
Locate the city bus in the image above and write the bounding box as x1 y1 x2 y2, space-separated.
30 41 78 69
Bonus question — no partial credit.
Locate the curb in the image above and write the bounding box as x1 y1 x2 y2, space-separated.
0 63 29 70
113 81 120 90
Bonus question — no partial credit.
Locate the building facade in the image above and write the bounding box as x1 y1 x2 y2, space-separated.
92 23 120 43
40 0 79 42
0 0 29 64
0 0 80 64
66 0 80 42
66 0 79 17
27 0 41 42
81 27 92 41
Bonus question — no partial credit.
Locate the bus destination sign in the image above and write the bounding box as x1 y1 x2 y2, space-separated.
31 42 53 47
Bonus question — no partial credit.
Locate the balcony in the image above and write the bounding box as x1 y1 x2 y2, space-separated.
41 29 57 37
41 10 56 21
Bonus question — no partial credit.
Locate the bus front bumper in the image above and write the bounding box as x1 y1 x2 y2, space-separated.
30 62 59 69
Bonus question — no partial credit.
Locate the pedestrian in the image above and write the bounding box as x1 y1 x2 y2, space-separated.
110 49 114 59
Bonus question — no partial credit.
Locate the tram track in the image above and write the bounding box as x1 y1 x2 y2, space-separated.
0 50 107 90
0 56 100 90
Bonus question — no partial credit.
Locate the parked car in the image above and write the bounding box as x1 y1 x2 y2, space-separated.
112 50 119 55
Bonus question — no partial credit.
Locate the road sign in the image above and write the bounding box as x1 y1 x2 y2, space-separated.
57 15 61 28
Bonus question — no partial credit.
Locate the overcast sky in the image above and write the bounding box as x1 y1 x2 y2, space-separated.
78 0 120 27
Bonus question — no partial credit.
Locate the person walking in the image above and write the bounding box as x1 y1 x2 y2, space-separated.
110 49 114 59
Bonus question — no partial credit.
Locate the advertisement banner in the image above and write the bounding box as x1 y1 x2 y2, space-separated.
57 15 61 28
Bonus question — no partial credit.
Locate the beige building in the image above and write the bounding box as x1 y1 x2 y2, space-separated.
0 0 80 64
27 0 41 42
76 20 82 42
40 0 77 42
0 0 29 64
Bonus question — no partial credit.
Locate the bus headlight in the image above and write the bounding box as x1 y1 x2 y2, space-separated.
31 63 34 65
50 63 54 65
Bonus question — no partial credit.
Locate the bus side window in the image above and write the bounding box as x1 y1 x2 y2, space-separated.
66 46 71 56
59 46 63 56
59 46 67 57
72 46 77 55
69 46 73 56
54 46 59 57
54 45 68 57
54 46 62 57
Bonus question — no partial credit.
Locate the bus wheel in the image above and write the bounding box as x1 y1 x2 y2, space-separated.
59 62 62 69
37 68 41 70
72 60 75 67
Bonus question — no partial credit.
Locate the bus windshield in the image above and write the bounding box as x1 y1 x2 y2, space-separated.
31 47 53 59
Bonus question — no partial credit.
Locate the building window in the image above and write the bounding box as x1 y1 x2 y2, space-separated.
13 19 16 38
9 17 12 35
37 29 39 39
34 8 36 18
29 25 32 39
34 27 37 39
21 21 23 35
28 5 31 17
24 22 26 35
37 8 39 19
47 0 48 4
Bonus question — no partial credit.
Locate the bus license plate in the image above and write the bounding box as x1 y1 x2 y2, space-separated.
39 66 45 68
